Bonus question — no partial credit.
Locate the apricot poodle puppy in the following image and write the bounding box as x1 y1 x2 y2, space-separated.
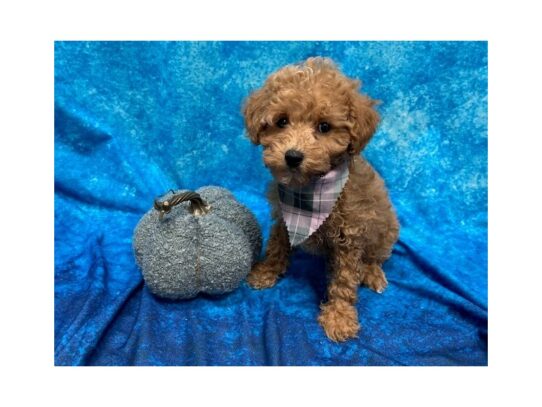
243 57 399 342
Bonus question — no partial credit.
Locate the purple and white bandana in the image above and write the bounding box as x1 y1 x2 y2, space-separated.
278 160 350 246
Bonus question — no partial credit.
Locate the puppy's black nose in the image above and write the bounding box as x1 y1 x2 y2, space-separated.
285 149 304 168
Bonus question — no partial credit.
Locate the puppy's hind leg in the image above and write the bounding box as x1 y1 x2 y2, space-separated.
247 220 290 289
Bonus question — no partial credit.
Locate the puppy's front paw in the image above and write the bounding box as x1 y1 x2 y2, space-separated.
318 301 360 342
362 264 388 294
246 262 279 289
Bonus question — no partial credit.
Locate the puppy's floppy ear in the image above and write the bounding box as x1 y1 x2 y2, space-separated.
242 88 269 145
346 84 380 154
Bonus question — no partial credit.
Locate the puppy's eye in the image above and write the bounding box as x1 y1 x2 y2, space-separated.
318 122 331 133
276 117 289 128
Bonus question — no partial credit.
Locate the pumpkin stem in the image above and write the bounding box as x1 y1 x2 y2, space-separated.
154 190 211 220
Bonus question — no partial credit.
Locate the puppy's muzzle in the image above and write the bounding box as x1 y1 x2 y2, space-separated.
285 149 304 168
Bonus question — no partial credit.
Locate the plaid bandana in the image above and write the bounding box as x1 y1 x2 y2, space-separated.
278 160 350 246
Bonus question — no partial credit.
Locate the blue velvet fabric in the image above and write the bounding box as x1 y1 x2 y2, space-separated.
54 41 487 366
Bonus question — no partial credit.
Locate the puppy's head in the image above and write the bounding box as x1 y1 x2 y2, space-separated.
243 57 379 187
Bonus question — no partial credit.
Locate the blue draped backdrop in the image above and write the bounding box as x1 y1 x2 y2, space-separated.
54 41 487 366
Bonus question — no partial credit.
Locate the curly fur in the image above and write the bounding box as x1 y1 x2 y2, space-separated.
243 57 399 342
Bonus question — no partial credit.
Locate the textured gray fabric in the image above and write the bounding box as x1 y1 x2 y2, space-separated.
197 186 262 259
133 186 262 299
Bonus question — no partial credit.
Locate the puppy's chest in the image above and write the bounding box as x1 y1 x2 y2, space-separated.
298 177 381 253
272 158 379 254
297 196 350 254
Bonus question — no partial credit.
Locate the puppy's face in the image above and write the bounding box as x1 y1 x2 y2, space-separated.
243 58 380 187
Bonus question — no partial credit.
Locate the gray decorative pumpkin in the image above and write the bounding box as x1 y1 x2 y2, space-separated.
133 186 262 299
